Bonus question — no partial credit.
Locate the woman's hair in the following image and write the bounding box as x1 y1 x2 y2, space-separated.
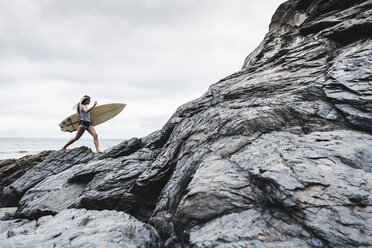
73 95 91 115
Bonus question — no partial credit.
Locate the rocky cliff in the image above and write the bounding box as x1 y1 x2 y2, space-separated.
0 150 54 207
1 0 371 247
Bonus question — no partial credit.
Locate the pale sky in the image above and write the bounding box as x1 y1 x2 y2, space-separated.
0 0 286 139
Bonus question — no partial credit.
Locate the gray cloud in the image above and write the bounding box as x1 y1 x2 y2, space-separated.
0 0 286 139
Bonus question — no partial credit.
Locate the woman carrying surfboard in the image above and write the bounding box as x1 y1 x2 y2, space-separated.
62 95 103 153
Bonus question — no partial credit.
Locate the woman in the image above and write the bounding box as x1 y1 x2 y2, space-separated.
62 95 103 153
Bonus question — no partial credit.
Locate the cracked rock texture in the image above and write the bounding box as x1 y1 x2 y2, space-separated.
1 0 372 247
0 209 162 248
0 150 54 207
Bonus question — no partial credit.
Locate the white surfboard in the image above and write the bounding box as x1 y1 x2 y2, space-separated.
59 103 126 132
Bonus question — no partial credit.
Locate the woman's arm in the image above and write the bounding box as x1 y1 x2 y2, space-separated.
81 101 98 113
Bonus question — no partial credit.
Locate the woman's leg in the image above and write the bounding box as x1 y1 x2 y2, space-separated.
62 126 86 152
87 126 102 153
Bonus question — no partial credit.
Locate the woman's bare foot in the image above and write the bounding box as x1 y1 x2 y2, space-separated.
96 150 103 154
61 148 70 152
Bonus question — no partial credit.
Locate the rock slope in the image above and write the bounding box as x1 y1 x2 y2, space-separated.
1 0 371 247
0 150 54 207
0 209 162 248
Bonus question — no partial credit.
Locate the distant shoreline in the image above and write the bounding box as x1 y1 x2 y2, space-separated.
0 138 124 160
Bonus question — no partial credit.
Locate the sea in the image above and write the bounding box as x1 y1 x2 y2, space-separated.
0 138 124 160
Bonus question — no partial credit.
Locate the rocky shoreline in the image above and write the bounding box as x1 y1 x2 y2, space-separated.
1 0 371 247
0 150 55 207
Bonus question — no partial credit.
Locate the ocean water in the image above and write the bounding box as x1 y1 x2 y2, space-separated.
0 138 124 160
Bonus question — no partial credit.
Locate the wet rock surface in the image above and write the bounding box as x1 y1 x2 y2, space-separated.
0 208 162 247
2 146 94 207
1 0 372 247
189 208 325 248
0 150 54 207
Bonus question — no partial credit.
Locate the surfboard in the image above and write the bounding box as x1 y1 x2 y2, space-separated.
59 103 126 132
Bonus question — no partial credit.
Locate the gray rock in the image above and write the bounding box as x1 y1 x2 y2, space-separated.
189 209 325 248
230 130 372 247
0 150 54 207
98 137 143 159
16 147 158 220
3 147 95 205
0 208 162 248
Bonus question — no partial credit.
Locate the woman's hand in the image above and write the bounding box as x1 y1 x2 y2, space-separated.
94 101 98 107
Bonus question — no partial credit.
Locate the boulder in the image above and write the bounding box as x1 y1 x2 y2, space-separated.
0 150 54 207
0 208 162 248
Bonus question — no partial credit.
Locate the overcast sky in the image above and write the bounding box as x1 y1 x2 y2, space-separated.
0 0 285 139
